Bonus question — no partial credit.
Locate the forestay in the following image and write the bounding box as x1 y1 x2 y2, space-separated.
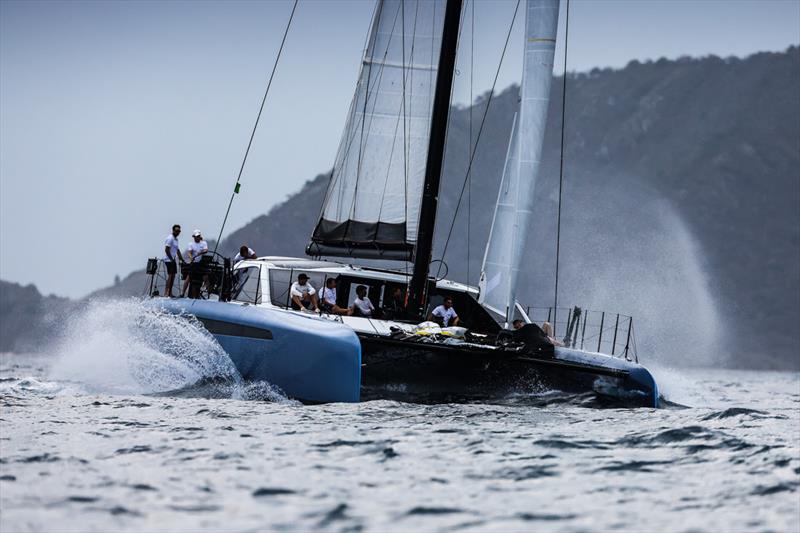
479 0 559 323
307 0 446 261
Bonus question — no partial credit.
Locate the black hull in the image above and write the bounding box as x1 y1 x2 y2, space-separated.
358 334 659 407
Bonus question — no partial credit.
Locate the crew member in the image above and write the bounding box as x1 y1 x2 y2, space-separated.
162 224 185 298
321 278 348 315
351 285 375 317
541 321 564 346
234 245 257 264
382 286 406 320
290 273 320 312
512 319 525 330
183 230 210 298
429 296 460 327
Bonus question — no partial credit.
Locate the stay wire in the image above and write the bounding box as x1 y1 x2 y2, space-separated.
553 0 570 333
466 0 474 287
436 0 521 279
213 0 299 255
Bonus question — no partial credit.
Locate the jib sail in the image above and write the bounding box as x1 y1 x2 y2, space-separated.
479 0 560 322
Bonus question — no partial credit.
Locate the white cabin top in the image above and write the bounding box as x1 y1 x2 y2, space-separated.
236 256 478 296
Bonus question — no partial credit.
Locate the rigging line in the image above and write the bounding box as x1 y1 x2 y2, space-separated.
553 0 570 331
213 0 298 255
435 0 521 279
467 0 474 287
401 0 407 226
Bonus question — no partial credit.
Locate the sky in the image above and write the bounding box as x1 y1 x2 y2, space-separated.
1 0 798 298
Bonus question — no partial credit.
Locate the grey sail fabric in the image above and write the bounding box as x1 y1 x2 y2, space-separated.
479 0 560 323
307 0 446 260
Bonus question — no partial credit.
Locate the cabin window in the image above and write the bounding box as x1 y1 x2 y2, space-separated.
427 288 500 333
345 282 383 308
268 269 293 307
231 266 261 304
268 269 329 309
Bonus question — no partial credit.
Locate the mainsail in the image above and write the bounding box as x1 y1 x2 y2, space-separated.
307 0 446 261
479 0 560 322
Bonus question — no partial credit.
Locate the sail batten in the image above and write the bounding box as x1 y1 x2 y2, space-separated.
308 0 446 260
479 0 560 323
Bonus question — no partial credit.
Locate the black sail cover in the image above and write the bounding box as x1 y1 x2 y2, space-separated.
307 0 446 261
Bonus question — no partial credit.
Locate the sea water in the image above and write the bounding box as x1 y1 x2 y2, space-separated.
0 302 798 532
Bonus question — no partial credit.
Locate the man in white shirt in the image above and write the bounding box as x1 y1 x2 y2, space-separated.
182 230 210 298
162 224 185 298
321 278 348 315
234 245 257 264
351 285 375 317
290 273 320 312
429 296 460 327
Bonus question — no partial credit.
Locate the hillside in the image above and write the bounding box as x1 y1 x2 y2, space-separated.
3 48 798 369
0 281 76 353
217 48 799 369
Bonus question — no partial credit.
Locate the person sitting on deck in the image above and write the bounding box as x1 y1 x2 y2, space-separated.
290 273 320 312
350 285 375 317
428 297 460 327
512 319 525 330
541 321 564 347
321 278 348 315
233 245 257 264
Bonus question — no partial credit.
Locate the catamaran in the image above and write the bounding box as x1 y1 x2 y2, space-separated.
146 0 659 407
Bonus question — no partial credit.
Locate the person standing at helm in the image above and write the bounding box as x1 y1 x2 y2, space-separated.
182 230 210 298
163 224 185 298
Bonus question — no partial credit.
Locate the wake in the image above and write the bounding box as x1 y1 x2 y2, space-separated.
42 299 288 402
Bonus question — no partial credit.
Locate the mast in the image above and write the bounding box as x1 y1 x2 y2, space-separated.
406 0 463 316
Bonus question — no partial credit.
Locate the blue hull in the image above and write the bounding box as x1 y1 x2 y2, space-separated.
144 299 657 407
147 299 362 403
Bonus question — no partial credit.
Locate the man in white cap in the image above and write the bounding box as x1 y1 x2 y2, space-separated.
290 273 320 312
182 230 210 298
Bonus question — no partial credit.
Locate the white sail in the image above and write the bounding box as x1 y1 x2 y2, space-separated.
308 0 446 260
479 0 560 323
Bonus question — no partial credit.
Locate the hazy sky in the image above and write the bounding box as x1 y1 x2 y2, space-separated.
1 0 798 298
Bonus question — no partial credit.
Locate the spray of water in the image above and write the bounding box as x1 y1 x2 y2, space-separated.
524 170 725 371
46 299 283 399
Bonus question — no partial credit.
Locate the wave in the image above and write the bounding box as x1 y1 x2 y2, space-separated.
38 299 289 402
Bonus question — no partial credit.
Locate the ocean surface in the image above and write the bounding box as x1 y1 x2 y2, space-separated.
0 304 798 532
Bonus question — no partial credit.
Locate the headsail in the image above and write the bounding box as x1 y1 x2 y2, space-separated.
307 0 446 261
479 0 560 323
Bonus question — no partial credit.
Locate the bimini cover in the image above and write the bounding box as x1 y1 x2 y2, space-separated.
307 0 446 261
